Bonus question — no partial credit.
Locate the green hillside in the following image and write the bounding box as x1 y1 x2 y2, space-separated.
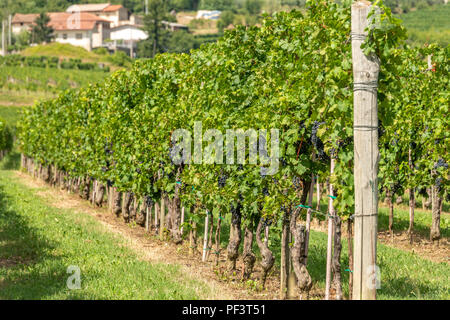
399 4 450 46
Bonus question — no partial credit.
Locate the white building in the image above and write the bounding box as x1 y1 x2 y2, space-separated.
12 12 111 51
196 10 221 20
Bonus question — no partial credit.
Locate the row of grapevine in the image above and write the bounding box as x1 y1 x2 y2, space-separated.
18 0 448 299
0 55 110 72
0 117 13 159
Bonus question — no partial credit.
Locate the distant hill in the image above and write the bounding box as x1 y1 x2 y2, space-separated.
399 4 450 46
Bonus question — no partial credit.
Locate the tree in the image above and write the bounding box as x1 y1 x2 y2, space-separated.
167 30 198 53
31 13 53 44
245 0 262 14
141 0 171 57
217 10 234 32
199 0 233 10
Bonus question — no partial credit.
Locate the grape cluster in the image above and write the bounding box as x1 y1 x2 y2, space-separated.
145 196 153 206
104 140 113 156
262 187 269 196
434 158 448 170
391 182 402 195
262 217 273 227
230 202 242 225
218 174 228 188
292 176 301 189
311 121 328 160
378 119 385 138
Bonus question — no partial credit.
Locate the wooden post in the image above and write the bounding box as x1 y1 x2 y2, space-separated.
159 196 165 240
154 202 159 230
1 20 5 56
180 206 185 235
8 15 11 46
145 206 149 232
325 158 335 300
202 210 209 262
304 173 314 265
352 0 380 300
316 176 320 211
407 148 415 244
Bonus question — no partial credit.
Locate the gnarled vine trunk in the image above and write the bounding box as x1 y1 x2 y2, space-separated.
112 187 122 216
430 185 442 245
423 188 432 210
347 219 354 300
214 215 222 266
170 167 183 244
121 192 132 221
94 182 105 207
242 222 256 280
280 208 290 299
256 218 274 289
289 181 312 300
332 216 342 300
227 202 242 270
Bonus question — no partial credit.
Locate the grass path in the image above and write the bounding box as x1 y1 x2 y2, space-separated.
0 169 232 299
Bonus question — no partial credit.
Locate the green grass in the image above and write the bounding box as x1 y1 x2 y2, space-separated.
399 4 450 46
0 169 209 299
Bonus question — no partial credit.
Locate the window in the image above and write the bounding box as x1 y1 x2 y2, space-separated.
76 33 83 39
62 34 68 40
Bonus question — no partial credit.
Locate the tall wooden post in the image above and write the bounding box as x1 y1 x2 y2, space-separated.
325 158 335 300
159 196 165 240
202 210 210 262
1 20 5 56
352 0 380 300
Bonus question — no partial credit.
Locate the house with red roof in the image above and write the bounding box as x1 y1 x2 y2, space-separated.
66 3 133 28
12 12 111 51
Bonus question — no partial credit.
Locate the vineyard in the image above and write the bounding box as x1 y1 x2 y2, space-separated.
15 0 449 300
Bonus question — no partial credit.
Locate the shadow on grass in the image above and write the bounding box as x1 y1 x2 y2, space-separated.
0 149 20 171
0 183 96 299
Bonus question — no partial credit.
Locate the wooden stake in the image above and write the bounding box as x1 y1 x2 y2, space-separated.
145 206 149 232
154 202 159 230
316 176 320 211
159 196 165 240
304 173 314 265
352 0 380 300
325 158 335 300
202 210 209 262
180 206 185 235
